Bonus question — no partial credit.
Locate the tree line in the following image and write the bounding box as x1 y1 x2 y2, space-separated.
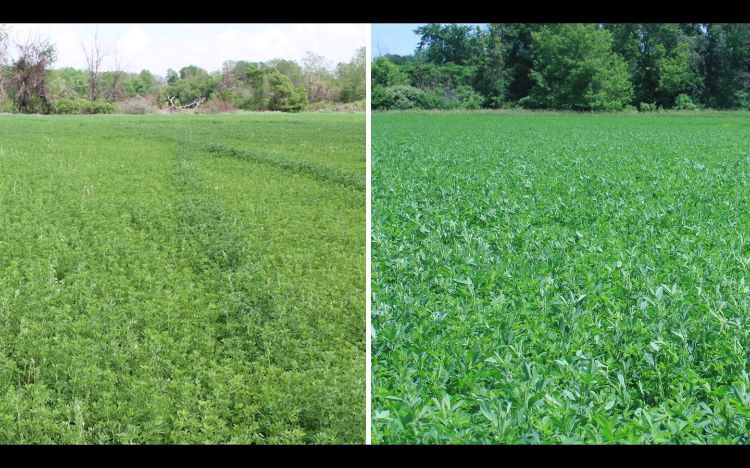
373 23 750 111
0 26 365 114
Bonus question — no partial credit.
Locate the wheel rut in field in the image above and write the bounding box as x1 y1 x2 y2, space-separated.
169 143 332 441
171 145 282 353
200 142 364 191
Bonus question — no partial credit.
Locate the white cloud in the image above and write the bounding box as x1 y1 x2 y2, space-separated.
2 24 367 76
5 24 87 70
116 26 151 71
208 24 365 69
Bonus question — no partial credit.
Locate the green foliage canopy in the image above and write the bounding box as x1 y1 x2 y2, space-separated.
373 23 750 111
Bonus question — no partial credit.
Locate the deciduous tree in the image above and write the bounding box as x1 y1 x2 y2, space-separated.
337 47 366 103
529 24 632 111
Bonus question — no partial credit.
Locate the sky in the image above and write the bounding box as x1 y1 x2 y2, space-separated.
372 23 486 58
3 24 368 77
371 24 424 57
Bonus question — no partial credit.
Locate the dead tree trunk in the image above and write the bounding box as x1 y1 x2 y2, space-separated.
83 31 106 102
110 49 126 102
167 96 206 111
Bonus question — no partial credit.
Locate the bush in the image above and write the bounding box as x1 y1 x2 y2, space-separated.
0 99 12 114
455 85 483 110
372 85 388 110
485 95 507 109
735 90 750 110
195 99 237 114
305 100 365 112
51 98 114 115
115 96 166 114
116 97 151 114
87 101 114 114
379 85 427 110
518 96 543 109
421 89 453 109
51 98 82 114
674 94 698 111
386 86 484 110
639 102 658 112
343 99 366 112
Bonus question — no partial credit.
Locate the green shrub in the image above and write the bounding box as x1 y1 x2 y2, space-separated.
518 96 543 109
378 85 428 110
87 101 114 114
0 99 16 114
51 98 82 114
379 86 484 111
51 98 114 115
674 94 698 111
735 90 750 110
455 85 483 109
639 102 658 112
421 89 453 110
372 85 388 110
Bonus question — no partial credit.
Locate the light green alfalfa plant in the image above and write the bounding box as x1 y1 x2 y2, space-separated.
0 112 364 444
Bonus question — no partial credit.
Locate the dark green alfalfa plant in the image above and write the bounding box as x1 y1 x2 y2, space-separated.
372 111 750 444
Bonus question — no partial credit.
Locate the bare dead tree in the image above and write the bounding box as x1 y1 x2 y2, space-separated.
191 97 206 109
82 30 107 102
375 37 388 58
11 37 56 113
110 47 126 102
167 95 206 111
217 60 236 98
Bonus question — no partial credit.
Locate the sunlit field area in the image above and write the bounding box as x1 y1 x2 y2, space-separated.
372 111 750 443
0 113 365 443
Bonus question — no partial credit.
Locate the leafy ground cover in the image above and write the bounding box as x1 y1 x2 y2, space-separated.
372 111 750 443
0 113 364 443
